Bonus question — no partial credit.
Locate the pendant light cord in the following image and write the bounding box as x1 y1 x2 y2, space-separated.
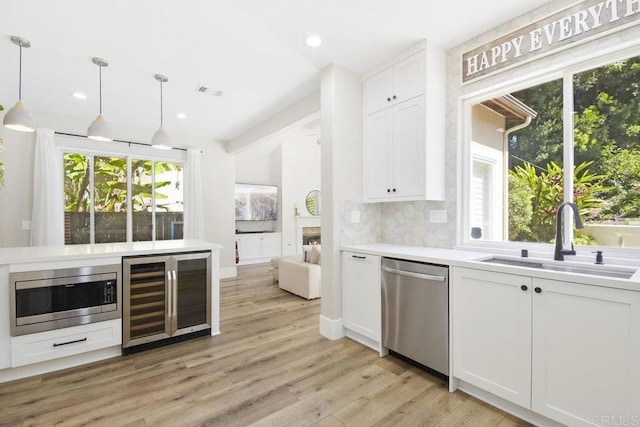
18 44 23 100
160 80 164 126
99 65 103 115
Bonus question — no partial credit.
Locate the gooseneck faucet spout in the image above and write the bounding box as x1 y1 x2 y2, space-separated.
554 202 584 261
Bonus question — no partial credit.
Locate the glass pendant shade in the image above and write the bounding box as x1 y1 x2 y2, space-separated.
87 114 113 141
3 100 35 132
87 57 112 142
3 36 35 133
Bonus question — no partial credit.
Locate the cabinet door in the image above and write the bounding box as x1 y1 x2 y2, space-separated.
363 108 394 201
393 96 426 198
363 67 394 115
261 234 282 258
342 252 381 344
237 236 261 260
392 51 425 104
123 256 172 348
532 278 640 426
172 252 211 336
451 267 532 408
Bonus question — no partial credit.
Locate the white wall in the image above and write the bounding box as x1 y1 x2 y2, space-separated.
281 134 321 255
0 109 237 276
234 120 321 248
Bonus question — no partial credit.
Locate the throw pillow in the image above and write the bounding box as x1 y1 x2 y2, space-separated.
310 245 321 265
302 245 313 262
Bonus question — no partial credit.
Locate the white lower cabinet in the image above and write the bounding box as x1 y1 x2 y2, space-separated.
531 278 640 426
451 268 532 407
342 251 381 350
11 319 122 367
452 266 640 427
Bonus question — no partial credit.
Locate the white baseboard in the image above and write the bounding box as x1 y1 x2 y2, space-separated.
319 315 345 340
220 267 237 279
345 329 380 353
457 380 563 427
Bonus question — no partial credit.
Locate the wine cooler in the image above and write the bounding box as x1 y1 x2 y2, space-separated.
122 251 211 353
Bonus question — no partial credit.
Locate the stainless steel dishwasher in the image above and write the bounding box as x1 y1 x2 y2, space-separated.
382 257 449 377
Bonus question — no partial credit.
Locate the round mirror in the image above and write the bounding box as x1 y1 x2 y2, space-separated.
305 190 321 216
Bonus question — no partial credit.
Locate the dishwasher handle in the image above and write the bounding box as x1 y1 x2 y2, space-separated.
382 265 446 282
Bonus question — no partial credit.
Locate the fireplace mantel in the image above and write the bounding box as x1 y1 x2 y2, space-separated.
295 215 321 254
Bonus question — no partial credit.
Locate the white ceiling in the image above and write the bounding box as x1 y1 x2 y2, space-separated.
0 0 552 143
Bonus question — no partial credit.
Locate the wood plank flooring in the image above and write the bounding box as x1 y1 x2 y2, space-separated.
0 263 531 427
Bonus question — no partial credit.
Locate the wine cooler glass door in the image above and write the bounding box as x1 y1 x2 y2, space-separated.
173 252 212 336
123 256 172 347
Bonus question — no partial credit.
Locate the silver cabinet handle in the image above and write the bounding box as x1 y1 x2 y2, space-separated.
382 266 446 282
166 270 173 318
172 270 178 323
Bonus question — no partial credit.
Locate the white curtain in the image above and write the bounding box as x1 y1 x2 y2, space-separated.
183 147 204 239
31 128 64 246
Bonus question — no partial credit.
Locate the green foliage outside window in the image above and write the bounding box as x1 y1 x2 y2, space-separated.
506 55 640 244
63 153 180 212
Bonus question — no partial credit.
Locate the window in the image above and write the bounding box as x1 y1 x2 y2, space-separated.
64 153 183 244
465 51 640 250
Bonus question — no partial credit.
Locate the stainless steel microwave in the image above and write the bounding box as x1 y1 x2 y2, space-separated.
9 264 121 336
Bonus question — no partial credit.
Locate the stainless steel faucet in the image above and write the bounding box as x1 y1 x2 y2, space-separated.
554 202 584 261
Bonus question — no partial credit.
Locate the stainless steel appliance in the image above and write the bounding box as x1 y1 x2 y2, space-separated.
122 251 211 353
381 257 449 376
10 264 121 336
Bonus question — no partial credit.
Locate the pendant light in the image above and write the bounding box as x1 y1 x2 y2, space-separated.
87 57 113 141
151 74 171 150
3 36 36 132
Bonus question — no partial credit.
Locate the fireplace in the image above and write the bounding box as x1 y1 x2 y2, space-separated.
302 227 321 245
295 216 321 254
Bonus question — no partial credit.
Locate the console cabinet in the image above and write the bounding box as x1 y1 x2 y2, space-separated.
341 251 381 351
236 233 282 264
362 40 445 203
451 266 640 426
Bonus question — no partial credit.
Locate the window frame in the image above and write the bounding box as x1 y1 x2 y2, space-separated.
58 135 186 245
458 44 640 264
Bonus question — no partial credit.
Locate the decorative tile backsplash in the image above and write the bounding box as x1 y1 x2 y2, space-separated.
339 199 381 246
339 199 456 248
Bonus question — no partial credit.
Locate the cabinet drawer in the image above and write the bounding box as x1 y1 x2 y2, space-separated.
11 319 122 367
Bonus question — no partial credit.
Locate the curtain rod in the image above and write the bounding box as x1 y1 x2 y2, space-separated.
54 131 189 152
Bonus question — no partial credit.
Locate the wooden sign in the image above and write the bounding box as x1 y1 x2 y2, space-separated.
462 0 640 83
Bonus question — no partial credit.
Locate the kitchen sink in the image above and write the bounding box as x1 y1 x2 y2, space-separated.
480 256 637 279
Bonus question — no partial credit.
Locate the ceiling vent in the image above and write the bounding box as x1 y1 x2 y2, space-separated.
195 85 223 97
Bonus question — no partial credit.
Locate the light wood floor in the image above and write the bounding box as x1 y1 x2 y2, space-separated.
0 263 531 427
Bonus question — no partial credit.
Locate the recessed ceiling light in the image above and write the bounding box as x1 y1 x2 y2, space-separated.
305 35 322 47
73 92 87 100
176 113 187 119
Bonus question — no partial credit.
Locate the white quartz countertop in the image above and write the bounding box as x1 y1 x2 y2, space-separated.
0 239 222 265
341 243 640 292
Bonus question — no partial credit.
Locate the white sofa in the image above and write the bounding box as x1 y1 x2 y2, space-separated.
270 245 321 300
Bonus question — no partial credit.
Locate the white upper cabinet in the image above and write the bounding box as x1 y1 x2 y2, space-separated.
362 40 445 202
363 51 425 115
